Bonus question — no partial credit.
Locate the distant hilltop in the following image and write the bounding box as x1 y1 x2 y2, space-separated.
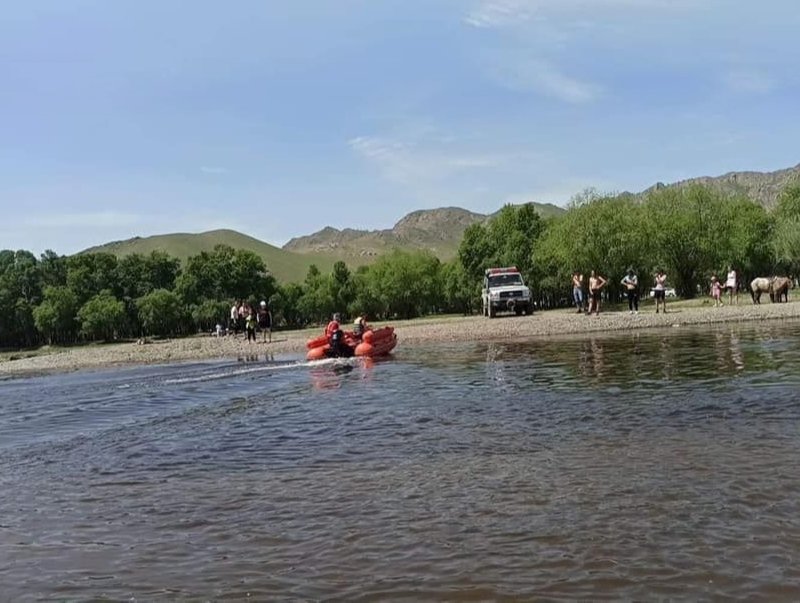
282 202 565 260
636 163 800 209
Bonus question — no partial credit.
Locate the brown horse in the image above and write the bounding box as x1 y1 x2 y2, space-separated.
770 276 794 303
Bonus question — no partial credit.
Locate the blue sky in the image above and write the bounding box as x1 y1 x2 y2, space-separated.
1 0 799 255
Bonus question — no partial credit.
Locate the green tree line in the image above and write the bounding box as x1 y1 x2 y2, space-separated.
2 183 798 349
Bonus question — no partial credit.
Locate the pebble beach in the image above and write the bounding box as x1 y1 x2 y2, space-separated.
2 300 799 377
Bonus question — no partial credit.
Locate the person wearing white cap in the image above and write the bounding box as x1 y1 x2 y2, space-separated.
257 300 272 343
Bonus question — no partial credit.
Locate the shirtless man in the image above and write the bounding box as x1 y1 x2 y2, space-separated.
588 270 608 316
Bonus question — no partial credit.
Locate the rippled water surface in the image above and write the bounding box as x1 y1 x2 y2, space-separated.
3 322 800 600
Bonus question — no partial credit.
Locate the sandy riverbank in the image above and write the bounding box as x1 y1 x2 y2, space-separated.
2 300 799 377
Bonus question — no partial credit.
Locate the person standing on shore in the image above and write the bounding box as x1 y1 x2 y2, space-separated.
588 270 607 316
237 300 248 336
621 268 639 314
572 272 585 313
725 266 738 305
257 300 272 343
654 270 668 314
245 308 257 343
230 300 240 335
711 275 723 307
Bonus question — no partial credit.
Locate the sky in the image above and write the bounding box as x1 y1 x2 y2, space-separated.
1 0 799 255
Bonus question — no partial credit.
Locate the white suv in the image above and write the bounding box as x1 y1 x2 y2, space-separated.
482 267 532 318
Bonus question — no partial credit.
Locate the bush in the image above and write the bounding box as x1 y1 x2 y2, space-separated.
77 291 126 341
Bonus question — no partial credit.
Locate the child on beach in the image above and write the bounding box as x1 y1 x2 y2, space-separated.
711 275 723 307
245 310 257 342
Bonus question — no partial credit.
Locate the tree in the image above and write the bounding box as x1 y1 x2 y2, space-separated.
136 289 184 337
458 223 494 281
441 260 478 314
66 253 120 304
366 251 441 319
77 291 126 342
642 186 726 297
329 261 355 314
486 203 544 280
176 245 274 305
271 282 306 328
190 299 229 333
534 194 647 301
33 286 79 345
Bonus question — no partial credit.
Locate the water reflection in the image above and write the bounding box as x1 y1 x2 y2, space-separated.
515 322 791 385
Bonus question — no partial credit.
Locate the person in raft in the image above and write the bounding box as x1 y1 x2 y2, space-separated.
588 270 607 316
257 300 272 343
352 313 369 339
325 312 349 357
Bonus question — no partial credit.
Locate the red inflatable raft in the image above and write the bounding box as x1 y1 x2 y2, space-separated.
306 326 397 361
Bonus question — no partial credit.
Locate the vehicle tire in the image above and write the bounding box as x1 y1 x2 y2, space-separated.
515 307 522 316
489 305 496 318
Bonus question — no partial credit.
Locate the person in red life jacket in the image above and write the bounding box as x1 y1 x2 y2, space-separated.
325 313 352 358
325 313 341 339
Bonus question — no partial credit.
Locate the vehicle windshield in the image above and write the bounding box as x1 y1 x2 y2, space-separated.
488 273 523 287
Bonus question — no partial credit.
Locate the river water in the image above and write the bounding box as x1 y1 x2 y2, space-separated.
2 321 800 600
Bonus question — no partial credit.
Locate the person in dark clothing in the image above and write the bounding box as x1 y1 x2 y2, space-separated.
621 268 639 314
257 300 272 343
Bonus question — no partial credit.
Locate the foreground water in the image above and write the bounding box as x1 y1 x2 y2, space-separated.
2 322 800 600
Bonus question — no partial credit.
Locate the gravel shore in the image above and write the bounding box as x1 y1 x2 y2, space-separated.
2 301 799 377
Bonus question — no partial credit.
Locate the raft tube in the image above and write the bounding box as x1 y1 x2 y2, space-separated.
354 327 397 357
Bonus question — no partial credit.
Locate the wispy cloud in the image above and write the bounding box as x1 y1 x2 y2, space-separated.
200 166 229 175
465 0 704 28
723 70 775 95
348 134 534 187
488 57 601 103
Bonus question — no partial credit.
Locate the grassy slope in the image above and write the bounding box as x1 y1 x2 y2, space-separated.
82 229 336 283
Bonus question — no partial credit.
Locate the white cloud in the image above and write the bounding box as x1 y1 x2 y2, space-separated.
489 57 601 103
348 135 520 185
723 70 775 95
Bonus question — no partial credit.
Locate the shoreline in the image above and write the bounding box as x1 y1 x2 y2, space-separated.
2 300 799 377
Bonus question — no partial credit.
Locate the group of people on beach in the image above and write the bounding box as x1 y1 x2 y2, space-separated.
223 299 273 343
570 267 740 315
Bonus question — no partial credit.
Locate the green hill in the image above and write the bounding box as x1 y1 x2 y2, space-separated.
82 229 335 283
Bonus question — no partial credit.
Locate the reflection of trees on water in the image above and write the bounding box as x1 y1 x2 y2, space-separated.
522 324 788 385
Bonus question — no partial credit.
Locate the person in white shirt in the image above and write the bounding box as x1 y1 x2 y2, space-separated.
725 267 738 305
653 270 668 314
230 301 240 335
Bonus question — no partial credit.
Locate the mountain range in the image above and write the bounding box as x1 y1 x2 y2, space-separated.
83 163 799 282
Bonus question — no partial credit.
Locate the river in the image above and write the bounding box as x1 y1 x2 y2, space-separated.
2 321 800 600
